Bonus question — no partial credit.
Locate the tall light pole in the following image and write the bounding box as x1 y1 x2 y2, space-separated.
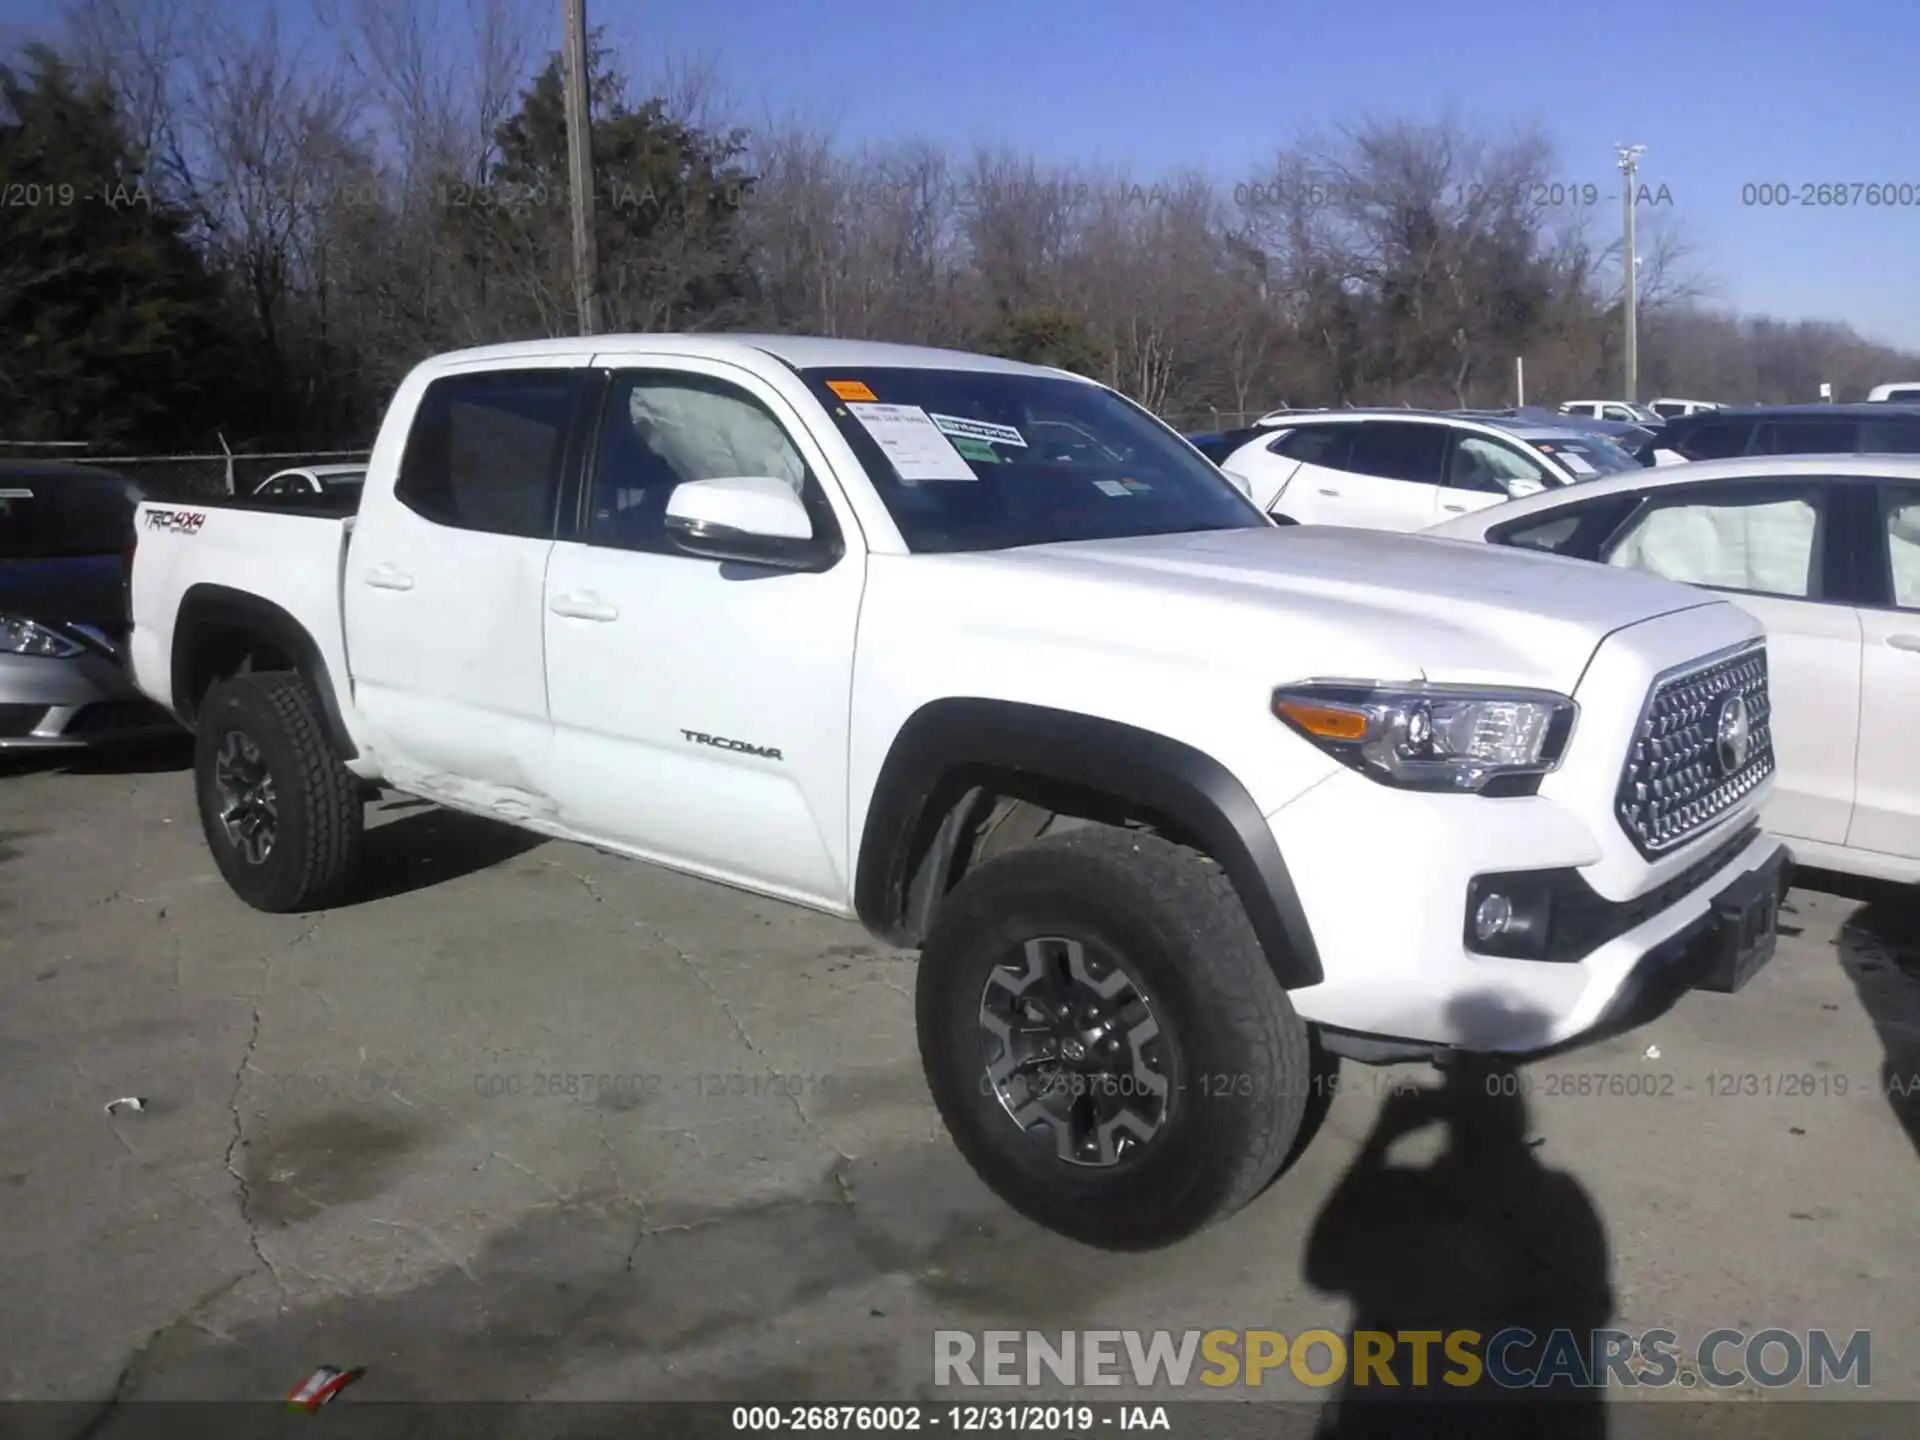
1616 143 1645 403
562 0 600 334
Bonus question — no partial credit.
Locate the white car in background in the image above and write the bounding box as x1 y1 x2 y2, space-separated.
1867 383 1920 403
1426 453 1920 884
1212 409 1639 530
1651 398 1722 419
1560 400 1667 426
253 463 368 502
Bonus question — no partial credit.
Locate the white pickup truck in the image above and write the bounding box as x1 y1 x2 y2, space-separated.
126 335 1789 1249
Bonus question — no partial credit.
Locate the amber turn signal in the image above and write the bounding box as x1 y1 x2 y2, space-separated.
1272 697 1369 740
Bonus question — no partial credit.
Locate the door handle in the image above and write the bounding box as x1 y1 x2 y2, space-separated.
365 563 413 591
1442 503 1467 513
1318 488 1341 497
549 592 619 622
1887 633 1920 653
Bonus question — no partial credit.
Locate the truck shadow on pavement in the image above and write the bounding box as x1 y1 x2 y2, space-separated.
1301 998 1613 1438
347 803 550 905
1801 868 1920 1159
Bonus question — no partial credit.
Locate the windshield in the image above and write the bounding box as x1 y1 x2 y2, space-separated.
798 368 1266 552
1528 436 1642 479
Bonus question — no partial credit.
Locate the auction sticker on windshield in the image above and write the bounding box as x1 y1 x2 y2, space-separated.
1557 450 1598 477
948 436 1003 463
845 403 978 481
928 413 1028 448
826 379 878 402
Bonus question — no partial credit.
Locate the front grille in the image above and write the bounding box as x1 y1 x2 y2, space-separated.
1616 642 1774 857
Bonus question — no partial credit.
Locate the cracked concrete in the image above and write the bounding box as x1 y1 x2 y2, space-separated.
3 743 1920 1425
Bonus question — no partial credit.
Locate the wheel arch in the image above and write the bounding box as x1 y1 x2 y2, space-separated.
170 584 357 760
854 698 1322 989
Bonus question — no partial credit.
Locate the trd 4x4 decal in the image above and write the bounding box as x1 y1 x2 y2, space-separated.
146 509 208 535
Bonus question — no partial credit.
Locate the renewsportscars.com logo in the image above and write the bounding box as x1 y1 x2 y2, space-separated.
933 1328 1871 1391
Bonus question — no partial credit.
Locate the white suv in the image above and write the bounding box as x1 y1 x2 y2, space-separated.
1214 411 1635 530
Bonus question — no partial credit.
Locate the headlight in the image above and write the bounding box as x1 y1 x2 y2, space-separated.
0 615 84 658
1272 681 1576 795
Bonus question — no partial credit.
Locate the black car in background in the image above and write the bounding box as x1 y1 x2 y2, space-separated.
1638 403 1920 464
0 461 179 749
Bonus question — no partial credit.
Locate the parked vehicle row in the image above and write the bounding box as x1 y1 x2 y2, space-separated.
1635 404 1920 465
120 333 1789 1250
1204 410 1641 531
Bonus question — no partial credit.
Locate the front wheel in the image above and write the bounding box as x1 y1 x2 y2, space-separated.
917 827 1311 1249
194 672 365 912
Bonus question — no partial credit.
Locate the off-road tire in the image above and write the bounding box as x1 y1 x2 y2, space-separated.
917 826 1311 1249
194 672 364 912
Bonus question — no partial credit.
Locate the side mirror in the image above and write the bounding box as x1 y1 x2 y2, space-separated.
663 477 824 569
1505 477 1546 498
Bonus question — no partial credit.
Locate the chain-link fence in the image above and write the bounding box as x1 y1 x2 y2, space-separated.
0 444 372 500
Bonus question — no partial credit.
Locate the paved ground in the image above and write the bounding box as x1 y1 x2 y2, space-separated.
3 740 1918 1432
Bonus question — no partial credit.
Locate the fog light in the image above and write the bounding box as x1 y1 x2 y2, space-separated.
1474 892 1515 941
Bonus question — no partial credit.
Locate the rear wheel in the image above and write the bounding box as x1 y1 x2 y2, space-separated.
917 827 1310 1249
194 672 364 912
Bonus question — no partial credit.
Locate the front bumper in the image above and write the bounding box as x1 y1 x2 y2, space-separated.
0 650 180 750
1266 765 1789 1057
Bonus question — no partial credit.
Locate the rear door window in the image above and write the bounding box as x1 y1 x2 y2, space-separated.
1268 424 1355 471
1755 420 1860 455
1674 420 1756 461
1344 422 1448 483
1860 423 1920 455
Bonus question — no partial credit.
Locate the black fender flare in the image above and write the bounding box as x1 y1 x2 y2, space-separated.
170 583 358 760
853 698 1322 989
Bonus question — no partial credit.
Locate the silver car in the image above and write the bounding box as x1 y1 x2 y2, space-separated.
1 463 180 750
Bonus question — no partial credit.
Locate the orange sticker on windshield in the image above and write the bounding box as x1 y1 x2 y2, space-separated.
827 380 877 402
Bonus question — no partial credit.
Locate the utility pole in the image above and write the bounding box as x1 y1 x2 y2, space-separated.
1616 143 1645 403
562 0 600 334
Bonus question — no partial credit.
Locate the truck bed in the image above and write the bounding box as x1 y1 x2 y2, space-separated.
125 499 356 721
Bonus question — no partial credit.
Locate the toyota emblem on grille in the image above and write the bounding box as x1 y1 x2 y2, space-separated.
1715 691 1752 773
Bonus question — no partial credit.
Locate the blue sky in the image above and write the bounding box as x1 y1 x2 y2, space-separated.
6 0 1915 352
